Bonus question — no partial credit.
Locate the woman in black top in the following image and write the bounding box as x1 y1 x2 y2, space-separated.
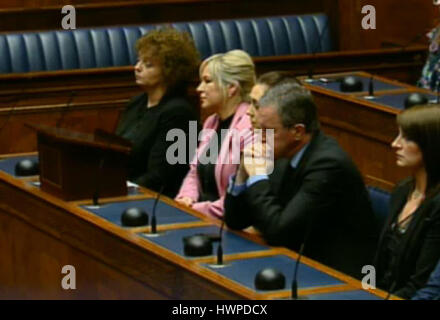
116 28 200 197
374 105 440 299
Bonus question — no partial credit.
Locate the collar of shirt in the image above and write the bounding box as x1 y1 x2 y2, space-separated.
290 143 309 169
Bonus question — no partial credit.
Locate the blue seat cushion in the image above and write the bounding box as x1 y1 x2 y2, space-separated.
0 14 332 74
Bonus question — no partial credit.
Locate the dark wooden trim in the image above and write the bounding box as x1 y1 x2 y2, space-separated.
0 0 326 33
0 0 437 53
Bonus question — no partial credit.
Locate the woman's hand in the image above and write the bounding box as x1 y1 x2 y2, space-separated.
176 197 194 207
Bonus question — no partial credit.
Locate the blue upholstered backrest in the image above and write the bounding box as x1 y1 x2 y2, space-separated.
367 186 391 232
0 14 331 74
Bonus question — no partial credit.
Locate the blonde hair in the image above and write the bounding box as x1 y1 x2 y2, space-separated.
200 49 256 103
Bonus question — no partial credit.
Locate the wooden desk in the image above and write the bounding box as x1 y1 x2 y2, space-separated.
300 71 435 190
0 152 393 299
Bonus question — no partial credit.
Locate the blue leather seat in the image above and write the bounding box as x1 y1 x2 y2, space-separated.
367 186 391 233
0 14 331 74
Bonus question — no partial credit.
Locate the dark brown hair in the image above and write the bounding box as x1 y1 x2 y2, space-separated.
257 71 300 88
397 104 440 196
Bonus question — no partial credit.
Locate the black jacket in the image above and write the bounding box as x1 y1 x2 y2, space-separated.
224 131 377 279
116 93 198 198
374 179 440 299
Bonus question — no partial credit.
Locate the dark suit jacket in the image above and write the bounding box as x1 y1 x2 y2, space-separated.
116 93 198 198
225 131 377 279
374 179 440 299
412 259 440 300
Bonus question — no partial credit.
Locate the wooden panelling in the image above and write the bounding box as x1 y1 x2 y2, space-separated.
0 208 167 299
0 0 261 9
0 0 327 33
337 0 438 50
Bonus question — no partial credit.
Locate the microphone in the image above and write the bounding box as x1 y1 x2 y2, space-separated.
213 171 245 265
291 206 318 299
89 125 134 208
337 33 426 93
364 76 376 100
303 17 330 83
90 129 119 207
56 90 77 129
183 221 225 263
369 76 374 96
216 219 225 265
291 242 305 299
384 281 397 300
304 67 314 84
92 157 105 206
151 184 166 234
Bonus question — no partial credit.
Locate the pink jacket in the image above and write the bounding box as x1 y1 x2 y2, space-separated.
176 102 253 219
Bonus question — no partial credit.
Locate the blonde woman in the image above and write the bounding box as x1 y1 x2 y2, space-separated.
175 50 255 218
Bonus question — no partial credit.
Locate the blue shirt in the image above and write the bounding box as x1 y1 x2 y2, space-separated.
228 143 309 196
412 259 440 300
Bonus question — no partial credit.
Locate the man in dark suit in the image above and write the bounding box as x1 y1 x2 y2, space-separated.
412 259 440 300
224 82 377 278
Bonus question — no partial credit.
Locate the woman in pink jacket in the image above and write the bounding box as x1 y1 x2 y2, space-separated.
175 49 256 219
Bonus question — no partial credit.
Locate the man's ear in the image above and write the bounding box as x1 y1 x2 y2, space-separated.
290 124 306 140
